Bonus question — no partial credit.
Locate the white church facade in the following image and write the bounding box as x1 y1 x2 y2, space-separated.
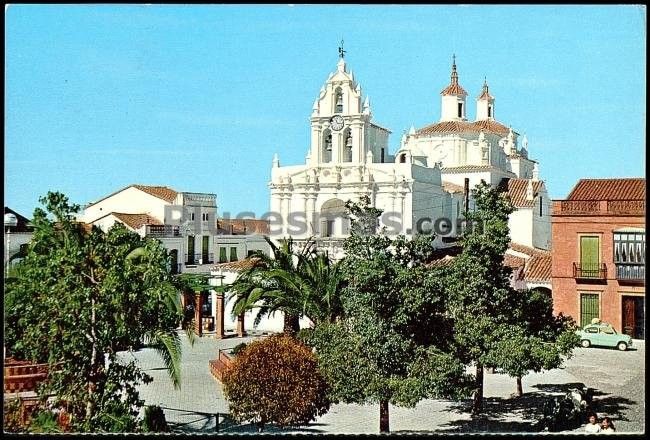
269 53 551 256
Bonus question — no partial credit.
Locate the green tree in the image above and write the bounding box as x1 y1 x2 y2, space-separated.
228 237 344 333
303 197 472 433
3 192 192 431
221 334 331 432
446 181 574 414
484 289 580 396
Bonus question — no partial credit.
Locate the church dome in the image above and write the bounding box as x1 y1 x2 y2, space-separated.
416 119 510 137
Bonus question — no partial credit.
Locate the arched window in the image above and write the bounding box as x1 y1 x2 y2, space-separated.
399 153 406 163
344 129 352 162
334 88 343 113
539 197 543 217
322 130 332 163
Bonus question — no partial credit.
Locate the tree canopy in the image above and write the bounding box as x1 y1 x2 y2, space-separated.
4 192 191 432
302 197 473 433
221 334 331 431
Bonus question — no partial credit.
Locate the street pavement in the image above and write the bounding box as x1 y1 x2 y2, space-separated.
127 332 645 434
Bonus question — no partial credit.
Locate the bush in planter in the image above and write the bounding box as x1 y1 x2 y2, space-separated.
221 334 330 432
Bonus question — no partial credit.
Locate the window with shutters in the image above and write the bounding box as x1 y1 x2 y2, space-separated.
578 236 602 278
614 231 645 281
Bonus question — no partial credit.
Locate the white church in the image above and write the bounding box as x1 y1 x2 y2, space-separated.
269 52 550 258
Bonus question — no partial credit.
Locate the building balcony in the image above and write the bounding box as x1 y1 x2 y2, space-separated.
185 253 214 265
573 262 607 280
145 225 181 238
616 263 645 283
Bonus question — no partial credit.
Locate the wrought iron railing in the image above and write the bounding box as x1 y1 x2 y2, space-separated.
156 405 239 433
573 262 607 280
146 225 181 237
616 263 645 282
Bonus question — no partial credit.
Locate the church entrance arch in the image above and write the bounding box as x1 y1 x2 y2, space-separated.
318 198 349 237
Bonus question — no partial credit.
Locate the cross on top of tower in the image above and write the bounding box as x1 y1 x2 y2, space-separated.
338 39 346 59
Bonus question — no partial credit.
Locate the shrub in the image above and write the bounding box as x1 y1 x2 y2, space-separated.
141 405 169 432
221 334 330 431
231 342 248 356
3 398 26 433
28 410 61 433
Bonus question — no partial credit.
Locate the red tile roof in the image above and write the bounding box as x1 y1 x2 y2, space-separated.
132 185 178 203
441 83 468 96
504 254 526 269
524 254 551 282
508 242 549 258
441 60 467 96
425 243 551 284
566 178 645 201
442 164 514 174
217 219 270 235
112 213 162 230
212 257 262 272
417 119 511 137
498 178 545 208
442 181 465 194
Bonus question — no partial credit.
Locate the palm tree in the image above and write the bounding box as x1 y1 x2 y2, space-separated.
228 237 345 334
126 246 196 390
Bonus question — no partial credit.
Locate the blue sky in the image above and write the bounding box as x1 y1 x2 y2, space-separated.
5 4 646 218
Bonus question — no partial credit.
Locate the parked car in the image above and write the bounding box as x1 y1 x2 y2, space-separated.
577 322 633 351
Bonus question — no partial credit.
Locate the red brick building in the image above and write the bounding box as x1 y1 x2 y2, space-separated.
551 178 645 338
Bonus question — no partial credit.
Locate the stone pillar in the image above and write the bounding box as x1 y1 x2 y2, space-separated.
194 291 203 337
237 312 247 338
215 292 225 339
306 194 316 235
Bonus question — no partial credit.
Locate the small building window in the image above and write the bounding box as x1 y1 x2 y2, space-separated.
380 148 385 163
229 246 238 262
190 212 195 221
400 153 406 163
488 105 492 118
457 102 463 118
219 247 228 263
539 197 543 217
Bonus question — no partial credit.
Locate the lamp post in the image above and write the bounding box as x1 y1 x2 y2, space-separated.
4 213 18 276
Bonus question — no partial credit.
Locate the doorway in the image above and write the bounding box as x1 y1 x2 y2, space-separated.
622 295 645 339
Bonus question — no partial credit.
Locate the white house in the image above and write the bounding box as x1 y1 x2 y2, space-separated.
80 184 270 274
4 207 34 267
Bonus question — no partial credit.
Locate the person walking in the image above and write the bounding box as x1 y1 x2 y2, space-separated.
585 414 601 433
600 417 615 434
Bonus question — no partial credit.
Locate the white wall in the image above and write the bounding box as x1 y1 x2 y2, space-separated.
508 208 534 248
82 186 169 223
215 269 312 333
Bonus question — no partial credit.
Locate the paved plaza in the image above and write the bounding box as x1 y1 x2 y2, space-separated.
127 331 645 434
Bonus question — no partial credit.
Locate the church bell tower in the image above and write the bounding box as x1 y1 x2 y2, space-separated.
308 42 372 166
